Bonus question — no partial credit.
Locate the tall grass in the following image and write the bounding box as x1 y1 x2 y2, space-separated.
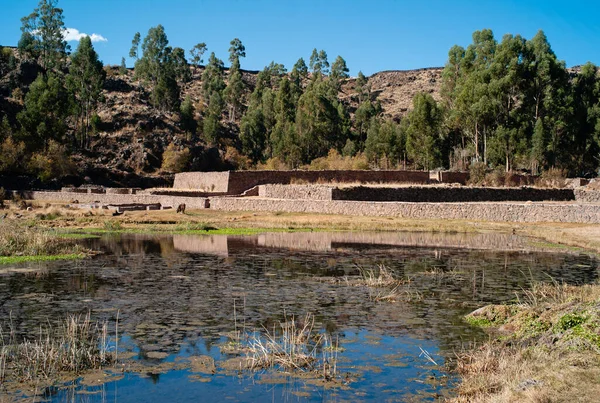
0 313 115 382
243 313 340 380
0 222 86 257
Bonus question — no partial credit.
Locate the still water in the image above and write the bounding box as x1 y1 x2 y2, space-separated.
1 231 598 402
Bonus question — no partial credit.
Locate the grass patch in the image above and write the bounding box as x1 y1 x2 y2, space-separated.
0 313 115 383
453 282 600 402
80 224 315 236
0 222 89 260
54 232 101 240
0 253 85 265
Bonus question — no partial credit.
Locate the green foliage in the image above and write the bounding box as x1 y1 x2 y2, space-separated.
355 71 370 103
224 57 245 122
180 96 197 136
556 313 587 332
119 57 127 75
228 38 246 64
309 49 329 75
440 28 600 175
295 77 347 163
365 118 406 168
405 93 444 170
134 25 183 111
17 72 70 148
129 32 141 60
67 36 105 149
20 0 68 71
189 42 207 71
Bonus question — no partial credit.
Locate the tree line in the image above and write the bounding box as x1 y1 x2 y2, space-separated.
1 0 600 182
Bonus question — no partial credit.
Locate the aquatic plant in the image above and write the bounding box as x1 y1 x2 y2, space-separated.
245 313 340 380
0 221 87 258
357 264 399 287
0 312 115 382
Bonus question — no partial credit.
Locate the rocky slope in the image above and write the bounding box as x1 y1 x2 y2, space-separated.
0 54 445 187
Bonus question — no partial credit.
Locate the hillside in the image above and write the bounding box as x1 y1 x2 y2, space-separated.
0 55 444 188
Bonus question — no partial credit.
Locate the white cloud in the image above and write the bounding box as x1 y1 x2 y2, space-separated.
62 28 107 43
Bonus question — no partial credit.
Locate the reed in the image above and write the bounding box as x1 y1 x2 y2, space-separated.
245 313 339 379
0 313 115 382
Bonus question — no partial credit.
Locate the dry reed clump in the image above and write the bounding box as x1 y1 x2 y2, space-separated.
0 313 115 383
453 281 600 402
535 168 567 189
0 222 85 257
245 313 341 380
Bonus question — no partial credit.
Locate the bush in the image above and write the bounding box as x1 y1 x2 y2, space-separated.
256 157 290 171
224 146 251 170
161 143 190 173
537 168 567 188
306 149 369 170
468 162 487 185
28 140 76 182
0 136 26 173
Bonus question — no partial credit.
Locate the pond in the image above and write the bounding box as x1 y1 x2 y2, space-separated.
0 231 598 402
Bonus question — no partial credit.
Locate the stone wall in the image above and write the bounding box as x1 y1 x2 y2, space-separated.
173 170 432 194
574 189 600 203
209 198 600 224
25 189 600 223
259 185 333 200
24 191 208 210
439 171 470 185
332 186 575 202
173 171 230 192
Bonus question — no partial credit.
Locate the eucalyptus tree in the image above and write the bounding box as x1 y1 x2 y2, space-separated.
19 0 68 72
66 36 106 148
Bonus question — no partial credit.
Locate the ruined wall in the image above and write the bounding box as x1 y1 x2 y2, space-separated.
574 189 600 203
209 198 600 224
258 185 333 200
332 186 575 202
227 170 432 194
173 170 432 194
439 171 470 185
172 171 230 192
24 191 208 210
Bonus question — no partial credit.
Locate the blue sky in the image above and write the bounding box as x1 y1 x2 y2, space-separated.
2 0 600 76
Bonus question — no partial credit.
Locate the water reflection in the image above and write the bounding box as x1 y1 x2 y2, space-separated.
0 231 598 402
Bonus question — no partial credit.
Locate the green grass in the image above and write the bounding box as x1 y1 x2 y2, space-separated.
54 232 101 240
527 240 587 253
79 225 316 236
0 253 85 265
464 316 495 328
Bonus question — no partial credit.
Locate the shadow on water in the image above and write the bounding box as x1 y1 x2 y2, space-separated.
0 231 598 402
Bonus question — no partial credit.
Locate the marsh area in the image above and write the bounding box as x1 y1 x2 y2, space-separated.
1 231 598 402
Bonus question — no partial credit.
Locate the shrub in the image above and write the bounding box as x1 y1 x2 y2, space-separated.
28 140 76 182
256 157 290 171
306 149 369 170
468 162 487 185
0 136 26 173
537 168 567 188
224 146 251 170
161 143 190 173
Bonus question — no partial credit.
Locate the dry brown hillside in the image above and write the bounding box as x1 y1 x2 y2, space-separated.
89 65 444 175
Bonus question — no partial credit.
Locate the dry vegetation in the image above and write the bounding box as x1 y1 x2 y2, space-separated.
0 313 114 384
454 282 600 402
0 220 87 258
